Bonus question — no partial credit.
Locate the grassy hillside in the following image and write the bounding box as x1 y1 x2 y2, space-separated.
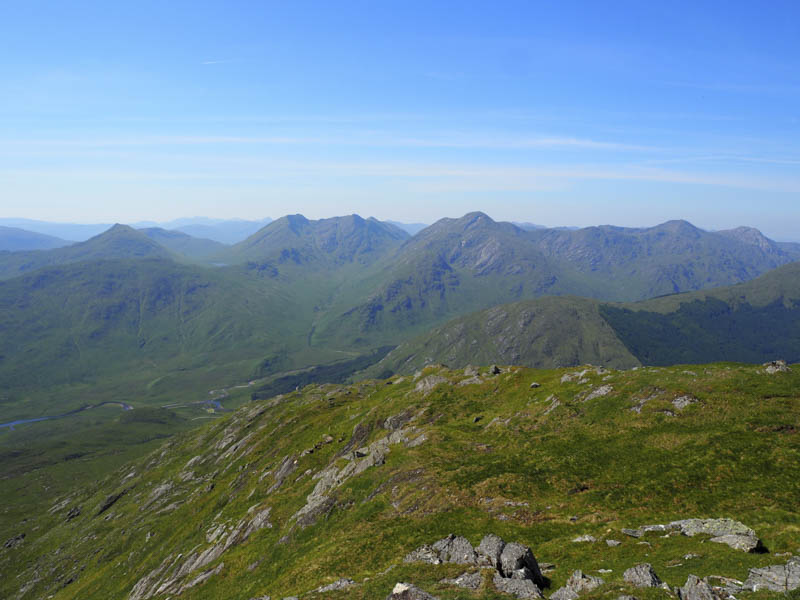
0 226 69 251
315 214 800 351
362 297 640 378
0 225 175 280
365 262 800 377
2 363 798 599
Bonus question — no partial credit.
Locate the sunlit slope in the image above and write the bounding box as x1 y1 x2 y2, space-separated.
2 363 798 599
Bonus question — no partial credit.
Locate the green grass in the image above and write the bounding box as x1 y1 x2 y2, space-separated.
2 362 797 599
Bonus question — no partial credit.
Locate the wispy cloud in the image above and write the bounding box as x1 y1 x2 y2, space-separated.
200 59 234 65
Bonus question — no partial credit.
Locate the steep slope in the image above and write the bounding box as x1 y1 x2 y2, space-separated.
314 213 592 348
0 259 309 401
139 228 227 260
363 297 640 378
3 364 798 599
365 261 800 377
527 220 799 299
0 226 69 251
0 224 175 280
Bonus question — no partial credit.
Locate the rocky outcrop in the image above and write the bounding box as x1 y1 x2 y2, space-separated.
440 571 482 590
550 570 604 599
386 582 439 600
293 424 425 527
129 506 272 600
629 518 762 552
670 518 762 552
314 578 356 593
405 533 544 598
414 375 448 395
675 574 742 600
623 563 663 588
764 360 790 374
744 555 800 592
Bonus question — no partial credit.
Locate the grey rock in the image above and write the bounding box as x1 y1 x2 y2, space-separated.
621 528 642 538
606 539 621 547
672 395 698 410
441 571 482 590
584 385 613 402
623 564 663 588
403 544 440 565
464 365 479 376
617 596 638 600
530 382 541 388
744 555 800 592
572 534 596 543
493 572 543 599
415 375 448 395
669 518 761 552
675 575 720 600
565 570 604 593
764 360 790 374
3 533 25 549
499 542 544 586
550 587 579 600
432 534 477 564
477 533 506 568
315 578 356 593
709 533 761 552
386 582 439 600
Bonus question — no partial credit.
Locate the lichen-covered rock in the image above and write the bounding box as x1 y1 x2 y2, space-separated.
550 587 579 600
477 533 506 568
572 535 596 543
432 534 477 564
623 563 663 588
403 544 440 565
386 582 439 600
493 572 543 599
668 518 762 552
764 360 790 374
744 556 800 592
414 375 448 395
499 541 544 585
440 571 482 590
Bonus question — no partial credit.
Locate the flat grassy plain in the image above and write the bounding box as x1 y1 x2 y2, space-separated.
2 362 797 599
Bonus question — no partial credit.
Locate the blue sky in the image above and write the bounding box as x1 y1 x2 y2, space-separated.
2 1 799 238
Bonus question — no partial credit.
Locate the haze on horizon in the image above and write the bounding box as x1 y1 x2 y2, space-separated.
2 1 799 239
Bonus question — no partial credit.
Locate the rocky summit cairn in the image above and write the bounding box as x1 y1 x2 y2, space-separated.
763 360 790 374
405 533 545 598
623 563 664 588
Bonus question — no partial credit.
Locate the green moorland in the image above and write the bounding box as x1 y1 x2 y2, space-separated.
2 362 798 599
363 262 800 378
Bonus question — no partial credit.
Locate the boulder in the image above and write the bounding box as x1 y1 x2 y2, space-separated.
530 382 541 388
403 544 441 565
386 583 439 600
432 534 477 564
621 528 642 538
672 395 698 410
493 572 543 599
623 564 663 588
675 575 733 600
606 539 621 547
477 533 506 568
764 360 790 374
744 556 800 592
499 541 544 585
669 518 762 552
440 571 482 590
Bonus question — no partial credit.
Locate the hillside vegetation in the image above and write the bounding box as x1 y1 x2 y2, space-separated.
365 262 800 377
2 363 798 599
